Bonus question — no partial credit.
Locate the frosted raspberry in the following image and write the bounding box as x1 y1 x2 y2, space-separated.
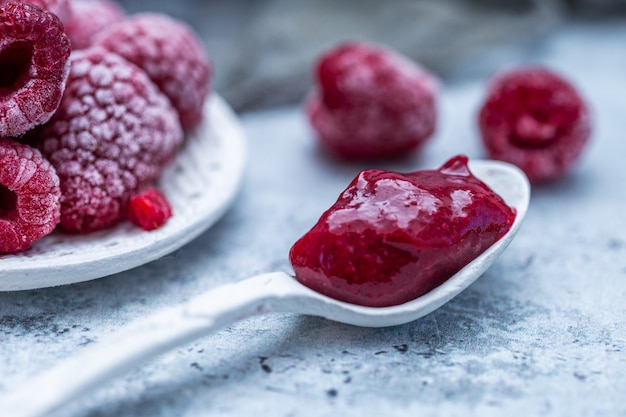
0 0 72 23
0 138 61 254
479 67 591 183
0 3 71 138
128 188 172 231
306 41 438 160
64 0 125 50
35 47 183 233
93 13 212 130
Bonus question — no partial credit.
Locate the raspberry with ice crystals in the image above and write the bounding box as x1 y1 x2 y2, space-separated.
478 66 591 183
0 2 71 138
64 0 125 50
306 41 438 160
36 47 183 233
0 0 72 23
0 138 61 254
94 13 212 130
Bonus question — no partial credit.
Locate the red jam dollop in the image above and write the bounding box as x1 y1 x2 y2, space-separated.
289 155 516 307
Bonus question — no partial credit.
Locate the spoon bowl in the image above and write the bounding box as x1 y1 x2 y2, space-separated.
0 159 530 417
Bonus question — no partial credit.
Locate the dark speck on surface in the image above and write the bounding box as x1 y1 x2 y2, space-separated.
259 357 272 373
190 362 203 372
393 344 409 353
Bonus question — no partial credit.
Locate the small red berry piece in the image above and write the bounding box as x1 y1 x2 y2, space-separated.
64 0 125 50
0 0 72 23
478 66 591 183
0 138 61 254
289 155 516 307
35 47 183 233
93 13 212 130
306 41 438 160
128 188 172 231
0 2 71 138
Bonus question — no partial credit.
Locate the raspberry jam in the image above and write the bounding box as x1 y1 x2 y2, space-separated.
289 155 516 307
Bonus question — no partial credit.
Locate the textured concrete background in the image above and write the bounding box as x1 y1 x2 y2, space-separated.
1 11 626 417
120 0 626 110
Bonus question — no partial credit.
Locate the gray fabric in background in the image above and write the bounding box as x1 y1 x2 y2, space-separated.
116 0 626 111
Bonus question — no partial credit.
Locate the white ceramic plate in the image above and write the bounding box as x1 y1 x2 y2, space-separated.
0 95 247 291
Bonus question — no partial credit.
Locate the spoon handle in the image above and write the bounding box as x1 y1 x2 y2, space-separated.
0 272 301 417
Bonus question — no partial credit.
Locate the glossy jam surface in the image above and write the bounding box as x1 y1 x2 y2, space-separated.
289 155 516 307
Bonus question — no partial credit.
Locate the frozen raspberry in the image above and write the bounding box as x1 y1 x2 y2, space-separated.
0 3 71 138
0 138 61 254
93 13 212 130
0 0 72 23
64 0 125 50
306 41 438 161
478 67 591 183
34 47 183 233
128 188 172 231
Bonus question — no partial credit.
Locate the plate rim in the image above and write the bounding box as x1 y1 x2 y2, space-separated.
0 95 247 291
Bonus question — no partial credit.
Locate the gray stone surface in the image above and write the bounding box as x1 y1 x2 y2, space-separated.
118 0 626 110
114 0 556 110
1 21 626 417
114 0 626 111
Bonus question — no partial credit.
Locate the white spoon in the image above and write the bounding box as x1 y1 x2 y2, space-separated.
0 159 530 417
